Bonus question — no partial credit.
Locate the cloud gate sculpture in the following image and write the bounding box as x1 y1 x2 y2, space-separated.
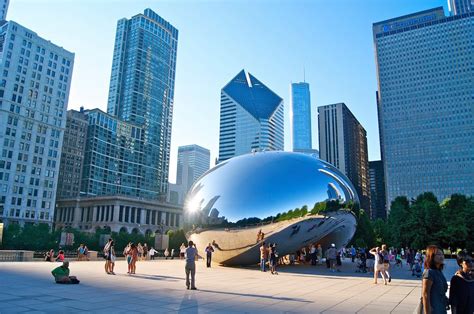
184 151 358 266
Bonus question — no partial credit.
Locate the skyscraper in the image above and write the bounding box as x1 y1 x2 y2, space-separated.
448 0 473 15
290 82 312 152
107 9 178 198
218 70 284 162
177 144 210 193
369 160 386 220
57 108 88 199
0 21 74 226
0 0 9 20
318 103 370 211
373 7 474 207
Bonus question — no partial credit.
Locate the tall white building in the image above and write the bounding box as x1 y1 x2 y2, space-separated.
218 70 284 163
0 21 74 226
177 144 210 193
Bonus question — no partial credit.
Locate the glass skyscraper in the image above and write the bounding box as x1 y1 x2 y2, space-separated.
218 70 284 163
373 7 474 206
290 82 312 152
107 9 178 198
318 103 371 211
177 144 210 193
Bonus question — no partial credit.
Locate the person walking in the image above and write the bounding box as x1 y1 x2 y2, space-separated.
369 247 387 285
205 243 214 268
449 251 473 314
421 245 448 314
260 242 268 272
185 241 198 290
381 244 392 283
148 247 157 260
129 243 138 274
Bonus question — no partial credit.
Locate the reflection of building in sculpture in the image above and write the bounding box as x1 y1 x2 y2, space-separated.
184 152 358 265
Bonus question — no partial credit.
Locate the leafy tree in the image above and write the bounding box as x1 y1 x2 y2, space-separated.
351 209 375 248
371 218 388 247
167 229 187 250
386 196 410 247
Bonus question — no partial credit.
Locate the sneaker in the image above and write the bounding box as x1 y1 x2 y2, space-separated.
186 286 190 290
191 287 197 290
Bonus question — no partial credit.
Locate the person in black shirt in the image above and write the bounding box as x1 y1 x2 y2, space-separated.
449 251 473 314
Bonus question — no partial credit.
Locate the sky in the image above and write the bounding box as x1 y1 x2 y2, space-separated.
8 0 448 183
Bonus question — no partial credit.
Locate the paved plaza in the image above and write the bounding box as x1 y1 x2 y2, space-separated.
0 258 457 313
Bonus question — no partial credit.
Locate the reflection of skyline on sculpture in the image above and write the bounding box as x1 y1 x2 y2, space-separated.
185 152 359 224
184 152 358 265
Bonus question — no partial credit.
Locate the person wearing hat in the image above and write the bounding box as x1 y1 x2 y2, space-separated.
326 244 338 272
51 261 80 284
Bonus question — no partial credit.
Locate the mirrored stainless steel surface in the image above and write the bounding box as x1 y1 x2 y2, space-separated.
184 151 358 265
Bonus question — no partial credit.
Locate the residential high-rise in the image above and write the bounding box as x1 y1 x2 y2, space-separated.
290 82 312 152
318 103 370 211
106 9 178 198
0 0 9 20
177 144 210 193
218 70 284 162
80 109 148 198
0 21 74 226
369 160 386 220
57 108 88 199
373 7 474 207
448 0 473 15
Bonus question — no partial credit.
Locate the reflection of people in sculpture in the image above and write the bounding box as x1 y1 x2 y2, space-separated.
256 229 265 243
212 240 221 251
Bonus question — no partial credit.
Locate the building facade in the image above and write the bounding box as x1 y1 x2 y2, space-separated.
290 82 312 152
177 144 210 193
55 195 182 235
318 103 370 211
373 7 474 206
80 108 149 198
0 21 74 226
218 70 284 162
56 108 88 199
448 0 473 15
369 160 386 220
106 9 178 198
0 0 9 21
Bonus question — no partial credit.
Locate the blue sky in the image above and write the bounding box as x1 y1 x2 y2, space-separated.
9 0 448 183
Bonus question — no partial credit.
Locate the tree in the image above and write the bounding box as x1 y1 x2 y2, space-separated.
386 196 410 247
372 218 388 247
437 194 469 249
351 209 375 248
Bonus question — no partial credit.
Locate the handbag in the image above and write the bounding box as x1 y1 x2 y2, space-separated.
414 297 423 314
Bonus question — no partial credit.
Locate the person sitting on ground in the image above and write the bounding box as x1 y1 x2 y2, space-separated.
45 249 54 262
55 250 65 262
51 261 80 284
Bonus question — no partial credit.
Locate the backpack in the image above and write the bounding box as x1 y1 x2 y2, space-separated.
377 252 384 264
383 252 390 263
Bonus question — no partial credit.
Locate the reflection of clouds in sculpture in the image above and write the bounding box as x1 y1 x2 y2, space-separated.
183 151 358 265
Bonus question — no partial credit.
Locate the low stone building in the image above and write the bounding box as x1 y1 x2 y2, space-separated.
55 195 183 235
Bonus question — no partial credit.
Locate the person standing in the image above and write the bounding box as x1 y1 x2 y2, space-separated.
310 244 317 266
180 243 186 260
421 245 448 314
129 243 138 274
143 243 148 261
77 244 84 261
369 247 387 285
185 241 198 290
103 238 113 274
317 244 323 265
351 245 356 263
381 244 391 283
164 248 170 260
270 243 278 275
260 242 268 272
449 251 473 314
205 243 214 268
326 244 337 272
148 247 157 260
108 241 116 275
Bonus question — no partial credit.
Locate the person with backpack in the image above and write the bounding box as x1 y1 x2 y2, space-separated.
369 247 388 285
381 244 392 283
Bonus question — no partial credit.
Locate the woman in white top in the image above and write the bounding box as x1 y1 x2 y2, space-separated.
180 243 186 260
369 247 388 285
